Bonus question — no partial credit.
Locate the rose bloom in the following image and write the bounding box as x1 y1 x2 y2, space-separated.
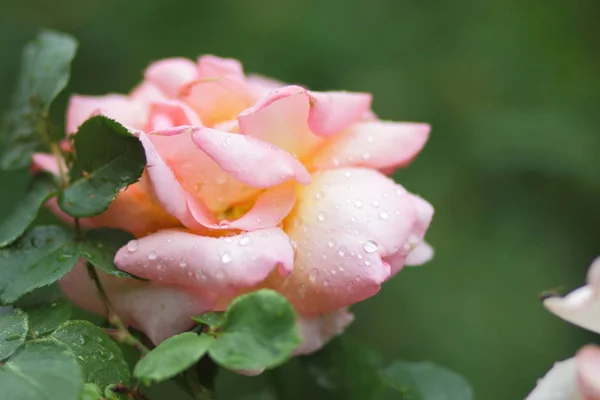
33 56 433 355
526 257 600 400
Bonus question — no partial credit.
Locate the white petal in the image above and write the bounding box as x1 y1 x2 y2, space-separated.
526 358 582 400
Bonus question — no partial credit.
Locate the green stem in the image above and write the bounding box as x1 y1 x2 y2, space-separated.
185 369 214 400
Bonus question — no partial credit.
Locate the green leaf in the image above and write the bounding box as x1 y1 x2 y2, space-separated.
0 307 28 360
0 225 79 304
1 30 78 170
0 339 83 400
24 298 72 336
79 228 136 278
58 116 146 217
303 336 396 400
208 289 300 371
134 332 214 385
379 361 474 400
51 320 131 388
192 312 225 330
0 174 57 247
79 383 102 400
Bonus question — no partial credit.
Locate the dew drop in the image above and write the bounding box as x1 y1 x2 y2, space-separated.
338 246 347 257
338 265 345 272
239 235 251 246
365 260 372 266
344 171 352 178
321 254 328 260
221 252 232 264
363 240 378 253
327 239 336 248
57 253 73 262
309 268 319 283
225 237 233 244
362 152 371 160
179 259 187 268
315 191 324 200
346 281 355 293
167 238 173 244
298 284 307 298
367 135 374 143
148 251 157 260
127 240 138 252
371 201 380 208
290 240 298 249
216 269 225 280
379 211 389 220
317 212 327 221
354 200 363 208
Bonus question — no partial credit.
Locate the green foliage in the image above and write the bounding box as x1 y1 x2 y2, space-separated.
0 225 79 304
192 312 225 330
379 361 474 400
0 307 28 360
1 30 77 170
58 115 146 218
79 228 136 279
0 339 84 400
208 290 300 371
51 320 131 388
78 383 102 400
24 298 72 337
134 332 214 385
0 174 57 247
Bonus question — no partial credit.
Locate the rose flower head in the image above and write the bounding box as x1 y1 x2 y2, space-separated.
33 55 434 356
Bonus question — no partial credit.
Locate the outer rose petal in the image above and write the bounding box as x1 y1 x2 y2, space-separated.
115 228 294 295
66 95 147 134
576 345 600 399
197 55 245 81
293 308 354 355
144 58 198 98
246 74 286 97
238 86 371 158
192 127 311 188
31 153 61 176
405 241 434 266
146 99 202 130
268 168 421 316
60 262 216 344
307 121 430 171
526 358 582 400
544 258 600 335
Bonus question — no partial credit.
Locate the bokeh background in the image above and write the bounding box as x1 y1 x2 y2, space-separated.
1 0 599 398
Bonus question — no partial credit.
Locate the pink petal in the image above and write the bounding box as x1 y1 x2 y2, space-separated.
60 261 216 344
214 183 296 231
144 58 198 98
115 228 294 295
405 241 434 266
293 308 354 355
130 81 166 103
180 78 254 126
31 153 61 176
246 74 286 97
544 286 600 335
197 55 245 80
269 168 422 316
525 358 580 400
146 99 202 131
308 121 430 171
576 345 600 398
66 94 147 134
145 128 259 213
238 85 371 158
137 131 214 230
192 127 311 188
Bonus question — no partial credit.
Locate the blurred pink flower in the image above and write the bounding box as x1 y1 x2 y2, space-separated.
35 56 433 353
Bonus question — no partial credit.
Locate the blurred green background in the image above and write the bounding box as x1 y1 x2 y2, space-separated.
1 0 599 398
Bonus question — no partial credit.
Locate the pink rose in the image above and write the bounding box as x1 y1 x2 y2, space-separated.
34 56 433 353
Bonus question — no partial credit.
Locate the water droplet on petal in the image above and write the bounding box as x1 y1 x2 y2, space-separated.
179 259 187 268
127 240 138 252
225 237 233 244
363 240 378 253
290 240 298 249
379 211 389 220
309 268 319 282
338 265 345 272
362 152 371 160
216 269 226 280
221 252 232 264
338 246 347 257
167 238 173 244
346 281 355 293
315 191 324 200
371 201 379 208
148 251 157 260
239 235 251 246
344 171 352 178
354 200 363 208
317 212 327 221
367 135 374 143
327 239 336 248
365 260 372 266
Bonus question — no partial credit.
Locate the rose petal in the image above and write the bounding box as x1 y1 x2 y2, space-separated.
115 228 294 295
197 55 245 80
60 261 216 344
576 345 600 398
31 153 61 176
192 127 311 188
526 358 581 400
147 99 202 130
293 308 354 355
246 74 286 97
405 241 434 266
544 286 600 335
146 128 259 213
238 85 371 158
144 58 198 98
268 168 421 316
307 121 430 171
66 94 147 134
